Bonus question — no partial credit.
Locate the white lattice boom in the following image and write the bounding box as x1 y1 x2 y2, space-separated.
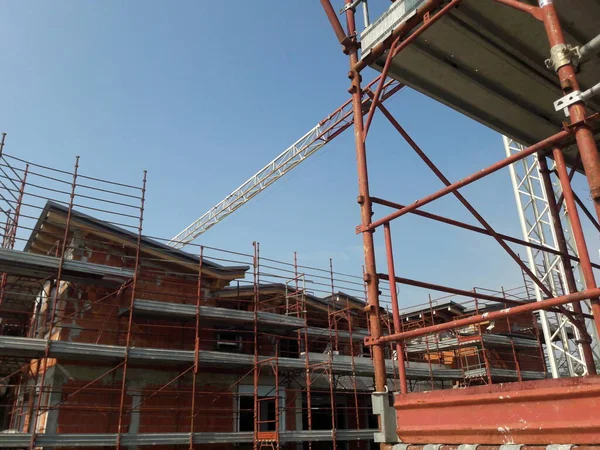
505 136 598 378
168 80 402 248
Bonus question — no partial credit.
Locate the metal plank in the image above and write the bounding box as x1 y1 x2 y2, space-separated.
0 336 463 380
0 430 378 448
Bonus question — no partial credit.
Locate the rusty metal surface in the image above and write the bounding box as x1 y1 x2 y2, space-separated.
321 0 600 448
387 446 597 450
394 376 600 445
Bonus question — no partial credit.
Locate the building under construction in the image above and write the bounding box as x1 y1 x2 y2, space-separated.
0 148 551 449
1 0 600 448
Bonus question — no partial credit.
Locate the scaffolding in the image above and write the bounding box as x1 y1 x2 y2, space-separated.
320 0 600 446
0 137 564 449
0 145 381 450
505 135 600 377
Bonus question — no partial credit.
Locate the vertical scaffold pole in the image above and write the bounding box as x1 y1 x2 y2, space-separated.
340 0 388 396
538 156 596 374
382 224 407 394
29 156 79 450
553 149 600 346
252 241 260 450
189 245 204 449
538 0 600 223
116 170 146 450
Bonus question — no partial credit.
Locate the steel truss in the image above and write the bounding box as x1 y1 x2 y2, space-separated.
168 79 402 249
505 136 599 377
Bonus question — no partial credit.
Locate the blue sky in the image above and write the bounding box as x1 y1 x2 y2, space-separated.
1 1 598 306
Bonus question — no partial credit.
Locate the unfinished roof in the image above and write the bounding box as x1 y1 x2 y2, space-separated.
216 283 367 313
362 0 600 167
26 201 249 279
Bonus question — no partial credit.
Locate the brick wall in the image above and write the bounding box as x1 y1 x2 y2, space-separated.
57 380 130 434
137 384 233 433
22 240 373 449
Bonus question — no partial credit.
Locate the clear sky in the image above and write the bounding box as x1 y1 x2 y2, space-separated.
1 1 598 306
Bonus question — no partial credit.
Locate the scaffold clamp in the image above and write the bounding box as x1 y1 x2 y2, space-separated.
340 0 363 14
554 90 584 116
545 44 578 72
